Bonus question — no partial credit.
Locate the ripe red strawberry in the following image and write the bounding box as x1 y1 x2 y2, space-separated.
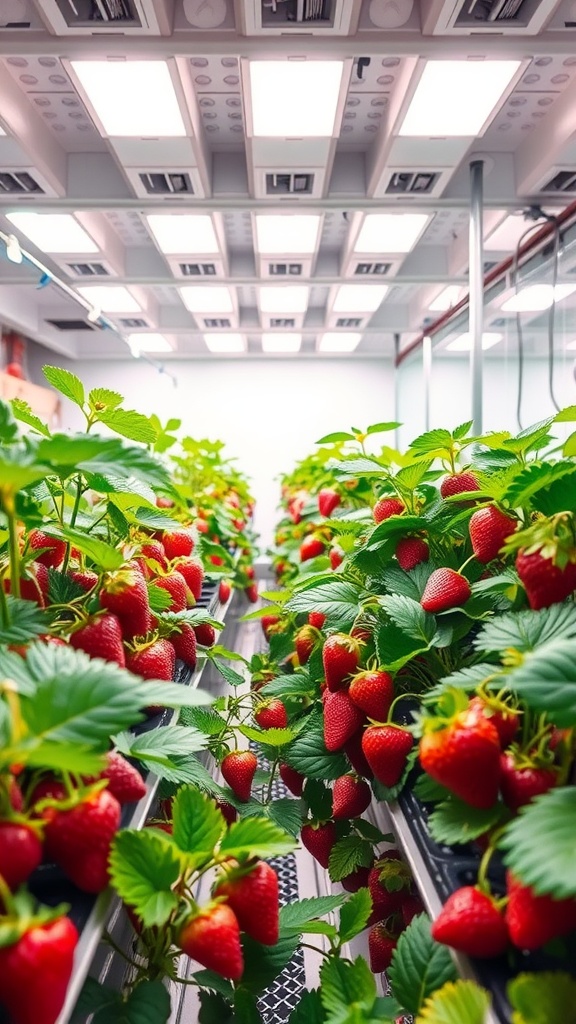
0 821 42 889
175 557 204 602
214 860 279 946
362 725 414 788
126 638 176 680
323 633 361 691
341 864 372 892
421 568 471 613
395 537 429 571
469 506 516 564
343 731 374 779
368 856 411 923
43 788 121 893
401 893 425 927
171 623 197 670
255 700 288 730
4 562 50 606
219 579 232 603
28 529 66 568
329 547 344 570
419 706 501 809
245 582 259 603
300 536 326 562
215 799 237 825
90 751 147 805
332 775 371 819
221 750 257 802
279 763 305 796
178 903 243 980
349 669 394 722
432 886 508 957
194 518 209 534
154 570 189 612
440 472 480 499
308 611 326 629
162 529 194 560
499 752 558 812
68 568 99 593
156 496 174 508
506 872 576 950
373 496 404 524
368 924 398 973
261 614 280 637
300 822 337 869
100 569 152 640
137 541 168 577
468 696 519 749
516 549 576 610
324 689 365 752
194 622 216 647
9 777 24 812
318 489 341 518
70 613 126 668
0 915 78 1024
295 625 318 666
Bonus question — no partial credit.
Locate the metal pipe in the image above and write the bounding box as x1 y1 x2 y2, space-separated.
469 160 484 434
423 335 432 431
0 196 564 213
393 332 400 447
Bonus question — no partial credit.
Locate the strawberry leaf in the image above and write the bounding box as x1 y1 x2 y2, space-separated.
191 971 234 1000
499 787 576 899
475 605 576 654
97 408 157 445
109 830 181 927
320 956 377 1019
178 705 227 736
88 387 123 411
127 506 180 531
240 932 300 995
283 710 349 780
503 461 576 508
113 725 207 760
388 914 457 1015
279 895 347 932
11 398 51 437
147 582 173 612
172 785 225 866
428 797 506 846
44 524 123 570
502 638 576 724
261 673 316 698
285 581 363 631
380 594 437 644
265 797 303 837
239 725 296 746
409 428 454 459
425 664 499 701
288 990 325 1024
219 816 296 860
338 888 372 943
0 596 49 644
316 431 357 443
417 979 491 1024
507 971 576 1024
328 456 387 477
328 836 374 882
43 365 85 408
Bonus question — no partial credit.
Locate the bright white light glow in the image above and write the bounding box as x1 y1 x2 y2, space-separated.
318 332 362 353
204 333 246 353
5 235 22 265
0 126 6 136
77 285 141 313
6 212 98 254
354 214 430 254
501 284 576 312
429 285 463 311
398 61 521 137
249 61 345 137
259 286 309 313
332 284 388 313
262 333 302 353
180 286 234 313
146 215 219 255
447 332 502 352
70 61 186 137
255 215 321 255
127 333 172 353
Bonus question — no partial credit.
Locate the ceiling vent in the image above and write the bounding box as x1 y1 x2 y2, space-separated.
238 0 361 34
265 173 315 196
267 262 304 277
540 170 576 194
269 317 296 328
66 261 110 277
46 318 95 331
203 317 232 328
119 317 148 328
354 262 393 277
179 262 217 277
0 170 43 195
36 0 174 35
139 171 194 196
385 171 440 195
335 317 363 328
420 0 560 33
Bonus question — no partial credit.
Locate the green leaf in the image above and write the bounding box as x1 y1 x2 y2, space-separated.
366 421 399 435
417 979 491 1024
320 956 376 1023
46 525 123 571
413 775 452 802
285 581 363 631
388 914 457 1016
89 387 124 411
303 779 333 821
178 705 227 736
240 932 300 995
395 461 433 491
172 786 225 866
284 710 349 780
11 398 51 437
191 971 234 1000
43 365 85 408
316 431 357 444
0 597 49 644
261 674 315 698
428 798 506 846
128 506 180 531
219 817 296 860
105 500 131 541
234 988 262 1024
109 830 181 927
96 408 157 445
353 818 394 844
23 741 102 775
0 398 19 443
475 605 576 654
212 658 245 687
409 428 454 457
198 992 234 1024
329 456 387 478
239 725 295 746
279 895 347 932
147 582 173 613
502 638 576 724
376 619 433 673
289 990 325 1024
380 594 437 644
425 664 499 701
338 888 372 943
72 978 122 1023
503 462 576 508
507 971 576 1024
100 980 171 1024
266 797 303 838
328 836 374 882
499 787 576 898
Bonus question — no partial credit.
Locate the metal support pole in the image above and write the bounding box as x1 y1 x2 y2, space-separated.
393 333 401 448
423 335 432 431
469 160 485 434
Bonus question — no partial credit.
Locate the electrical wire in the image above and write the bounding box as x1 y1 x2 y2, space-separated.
511 220 549 431
547 217 562 414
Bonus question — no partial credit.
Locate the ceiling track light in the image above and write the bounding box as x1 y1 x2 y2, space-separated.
5 235 22 265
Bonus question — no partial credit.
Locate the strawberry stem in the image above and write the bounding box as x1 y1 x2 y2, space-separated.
476 843 496 895
386 692 420 724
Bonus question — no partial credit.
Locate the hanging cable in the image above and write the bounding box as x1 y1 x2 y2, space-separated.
511 220 550 431
547 217 562 414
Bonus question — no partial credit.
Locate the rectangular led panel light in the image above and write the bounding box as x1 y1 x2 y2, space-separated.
262 333 302 353
77 285 141 313
501 284 576 312
255 215 321 255
485 214 538 252
128 333 172 353
318 333 362 353
180 286 234 313
429 286 463 311
249 61 345 137
398 61 521 137
259 286 309 313
70 61 186 137
354 214 430 254
446 332 502 352
146 215 219 255
332 284 388 313
6 212 99 254
204 333 246 353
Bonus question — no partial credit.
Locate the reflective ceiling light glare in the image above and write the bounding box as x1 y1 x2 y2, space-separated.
204 333 246 353
261 333 302 353
446 332 503 351
6 212 99 254
485 213 544 251
77 285 141 313
249 61 345 137
429 285 463 311
354 213 430 254
398 60 522 137
332 284 388 313
255 215 321 255
501 284 576 312
70 61 186 137
259 286 309 313
180 285 234 313
146 215 219 255
318 332 362 353
127 333 172 353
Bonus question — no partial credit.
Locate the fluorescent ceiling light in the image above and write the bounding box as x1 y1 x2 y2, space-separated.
204 333 246 353
128 333 172 353
354 214 430 254
485 213 545 251
262 333 302 353
398 60 521 137
259 286 309 313
255 215 321 255
77 285 141 313
70 60 186 137
501 284 576 312
180 286 234 313
429 285 463 311
146 215 219 255
332 284 388 313
318 333 362 353
6 212 98 254
447 332 502 352
249 61 344 137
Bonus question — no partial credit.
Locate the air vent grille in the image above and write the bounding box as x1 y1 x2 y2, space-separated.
119 318 148 328
67 262 109 277
335 317 362 328
354 262 392 276
203 317 231 328
462 0 527 23
267 262 303 276
179 263 217 277
265 173 314 196
0 171 43 194
46 318 95 331
386 171 440 195
269 318 296 328
541 171 576 194
139 172 194 195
